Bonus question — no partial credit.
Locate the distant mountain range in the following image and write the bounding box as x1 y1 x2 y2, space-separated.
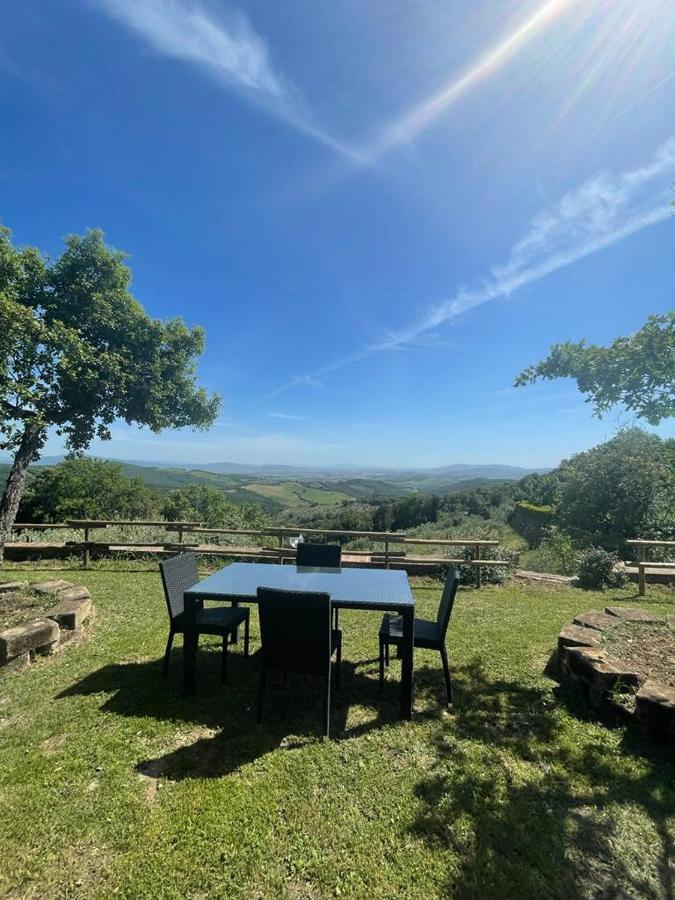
26 456 548 481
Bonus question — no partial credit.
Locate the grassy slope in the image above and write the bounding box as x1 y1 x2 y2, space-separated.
0 567 673 899
244 481 353 507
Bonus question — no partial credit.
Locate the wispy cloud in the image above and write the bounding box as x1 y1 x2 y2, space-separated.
94 0 361 161
268 412 307 421
266 135 675 398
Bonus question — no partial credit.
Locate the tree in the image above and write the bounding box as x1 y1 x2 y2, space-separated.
553 429 674 551
0 226 220 559
515 313 674 424
19 457 159 522
161 485 269 529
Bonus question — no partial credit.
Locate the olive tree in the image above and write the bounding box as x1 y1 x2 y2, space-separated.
0 226 220 559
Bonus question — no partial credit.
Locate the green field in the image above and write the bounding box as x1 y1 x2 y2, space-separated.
1 564 673 898
244 481 354 506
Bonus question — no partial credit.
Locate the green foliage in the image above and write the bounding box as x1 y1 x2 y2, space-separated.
19 457 158 522
513 471 560 506
442 545 520 586
577 547 627 589
0 226 220 453
524 526 579 576
160 485 270 529
515 312 675 425
509 501 554 548
554 429 674 551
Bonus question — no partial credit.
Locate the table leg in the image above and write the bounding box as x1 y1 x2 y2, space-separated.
400 607 414 720
183 597 197 695
230 600 239 644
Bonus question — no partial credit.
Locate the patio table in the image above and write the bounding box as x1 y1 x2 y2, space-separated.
184 562 416 720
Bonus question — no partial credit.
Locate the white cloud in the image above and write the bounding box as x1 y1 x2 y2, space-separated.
267 135 675 397
268 412 307 421
95 0 361 160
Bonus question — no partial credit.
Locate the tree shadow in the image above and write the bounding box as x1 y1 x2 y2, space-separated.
57 645 403 779
409 659 675 899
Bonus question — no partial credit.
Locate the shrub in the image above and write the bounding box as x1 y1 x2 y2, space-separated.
442 546 520 586
577 547 627 590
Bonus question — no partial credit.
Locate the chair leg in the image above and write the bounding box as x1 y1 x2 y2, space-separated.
221 636 228 684
384 640 390 667
162 630 174 678
244 613 250 658
440 644 453 706
379 638 385 692
256 664 267 725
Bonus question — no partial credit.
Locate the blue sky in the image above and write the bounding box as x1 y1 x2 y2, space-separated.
1 0 674 468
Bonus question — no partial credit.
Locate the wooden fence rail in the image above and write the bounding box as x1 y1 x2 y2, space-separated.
625 539 675 596
6 519 509 586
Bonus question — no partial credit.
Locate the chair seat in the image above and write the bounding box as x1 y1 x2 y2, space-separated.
173 605 248 635
379 614 442 649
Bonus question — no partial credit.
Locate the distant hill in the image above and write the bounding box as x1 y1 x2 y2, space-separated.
0 455 547 514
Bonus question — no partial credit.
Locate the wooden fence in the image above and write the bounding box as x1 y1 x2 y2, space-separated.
8 520 509 587
625 539 675 596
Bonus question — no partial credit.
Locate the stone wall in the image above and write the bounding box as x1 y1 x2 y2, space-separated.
0 580 93 671
553 606 675 746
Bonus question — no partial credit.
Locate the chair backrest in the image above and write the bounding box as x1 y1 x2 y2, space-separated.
296 542 342 568
437 567 460 637
257 587 332 675
159 553 199 622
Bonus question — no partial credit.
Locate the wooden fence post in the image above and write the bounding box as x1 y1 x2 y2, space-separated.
384 537 390 569
638 544 646 597
83 526 90 568
475 543 482 589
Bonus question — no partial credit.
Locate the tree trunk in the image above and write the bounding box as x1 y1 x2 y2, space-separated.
0 422 45 564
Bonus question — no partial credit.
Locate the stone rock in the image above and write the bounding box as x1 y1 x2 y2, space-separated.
667 616 675 629
33 579 74 595
572 610 620 632
46 597 91 631
56 586 91 604
558 623 600 651
564 646 640 706
0 617 59 664
1 651 31 672
0 581 28 593
605 607 664 624
636 681 675 737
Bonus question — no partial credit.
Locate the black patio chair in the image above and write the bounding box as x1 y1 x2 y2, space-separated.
379 566 459 705
159 553 250 684
256 587 342 739
296 542 342 568
295 542 342 630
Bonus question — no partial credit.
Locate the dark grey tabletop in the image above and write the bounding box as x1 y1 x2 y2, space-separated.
185 562 414 610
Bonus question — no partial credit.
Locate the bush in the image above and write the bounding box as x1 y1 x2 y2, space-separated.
525 526 579 575
577 547 627 589
442 546 520 586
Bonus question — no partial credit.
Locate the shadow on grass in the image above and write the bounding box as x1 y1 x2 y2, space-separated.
409 659 675 899
56 644 421 778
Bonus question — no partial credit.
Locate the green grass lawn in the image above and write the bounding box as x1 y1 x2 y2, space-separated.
1 565 673 899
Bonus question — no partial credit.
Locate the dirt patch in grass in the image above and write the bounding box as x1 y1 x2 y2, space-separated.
0 590 57 630
602 621 675 688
